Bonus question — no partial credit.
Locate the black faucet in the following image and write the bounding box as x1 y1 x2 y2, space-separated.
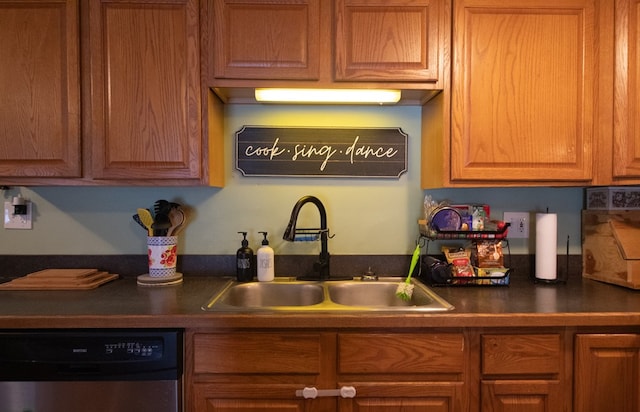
283 195 350 281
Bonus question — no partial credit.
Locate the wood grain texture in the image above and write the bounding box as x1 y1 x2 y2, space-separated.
574 334 640 412
481 334 561 375
338 333 464 374
582 210 640 288
335 0 440 82
450 0 597 183
0 0 81 178
480 380 562 412
0 269 118 290
193 332 322 374
613 0 640 180
212 0 321 80
88 0 202 180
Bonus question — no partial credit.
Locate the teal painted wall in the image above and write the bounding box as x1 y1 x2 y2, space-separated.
0 105 584 256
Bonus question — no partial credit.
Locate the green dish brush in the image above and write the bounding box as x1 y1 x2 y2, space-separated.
396 243 421 301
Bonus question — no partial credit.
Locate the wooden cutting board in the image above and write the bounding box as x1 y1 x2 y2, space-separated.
0 269 119 290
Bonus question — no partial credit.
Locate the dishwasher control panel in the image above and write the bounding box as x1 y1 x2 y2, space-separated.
0 329 182 381
103 338 163 359
1 334 164 361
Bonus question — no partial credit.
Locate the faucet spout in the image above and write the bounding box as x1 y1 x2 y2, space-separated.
283 195 333 280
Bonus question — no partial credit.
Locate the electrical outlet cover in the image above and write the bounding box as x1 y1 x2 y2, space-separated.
4 201 32 229
503 212 529 239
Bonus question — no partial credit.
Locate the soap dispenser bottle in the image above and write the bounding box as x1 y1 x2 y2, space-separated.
236 232 255 282
257 231 275 282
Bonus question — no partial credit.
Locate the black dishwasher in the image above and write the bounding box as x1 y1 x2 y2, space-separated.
0 329 183 412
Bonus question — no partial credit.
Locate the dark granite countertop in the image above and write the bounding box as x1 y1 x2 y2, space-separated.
0 273 639 330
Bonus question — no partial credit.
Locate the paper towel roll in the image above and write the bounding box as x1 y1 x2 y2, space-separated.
535 213 557 280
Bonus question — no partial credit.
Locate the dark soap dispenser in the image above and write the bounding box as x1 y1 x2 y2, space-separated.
236 232 255 282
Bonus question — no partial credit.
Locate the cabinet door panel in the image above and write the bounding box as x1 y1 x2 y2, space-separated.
613 0 640 177
194 383 331 412
481 334 561 376
0 0 80 177
193 333 322 375
338 333 464 375
574 334 640 412
451 0 596 182
211 0 321 80
89 0 201 180
335 0 440 82
481 380 562 412
339 382 463 412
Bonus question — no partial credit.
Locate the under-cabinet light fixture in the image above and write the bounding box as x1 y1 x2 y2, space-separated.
254 88 402 104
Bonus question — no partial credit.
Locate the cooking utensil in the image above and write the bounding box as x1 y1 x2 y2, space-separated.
152 199 172 236
136 208 154 236
132 214 147 232
152 214 171 236
167 207 185 236
154 199 171 218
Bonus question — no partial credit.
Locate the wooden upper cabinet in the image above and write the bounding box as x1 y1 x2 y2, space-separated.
0 0 81 178
88 0 202 180
612 0 640 179
209 0 446 88
449 0 600 184
211 0 321 80
335 0 440 82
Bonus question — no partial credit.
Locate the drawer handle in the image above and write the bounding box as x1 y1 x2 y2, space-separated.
296 386 357 399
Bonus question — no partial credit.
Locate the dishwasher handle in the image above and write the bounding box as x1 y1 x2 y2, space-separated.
296 386 356 399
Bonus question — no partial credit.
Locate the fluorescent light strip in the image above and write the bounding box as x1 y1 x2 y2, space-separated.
254 88 401 104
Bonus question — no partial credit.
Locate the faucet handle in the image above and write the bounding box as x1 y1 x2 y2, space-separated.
362 267 378 281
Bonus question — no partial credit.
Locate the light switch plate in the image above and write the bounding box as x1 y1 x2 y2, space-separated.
4 201 32 229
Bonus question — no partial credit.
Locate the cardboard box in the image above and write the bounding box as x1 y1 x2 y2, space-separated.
585 186 640 210
582 210 640 289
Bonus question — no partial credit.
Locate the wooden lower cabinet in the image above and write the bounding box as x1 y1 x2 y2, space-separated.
188 331 469 412
193 384 333 412
481 380 563 412
479 333 568 412
337 333 466 412
574 334 640 412
190 331 336 412
187 328 640 412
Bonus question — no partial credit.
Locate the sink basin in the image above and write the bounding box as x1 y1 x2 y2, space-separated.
202 277 454 312
327 281 443 308
210 282 324 308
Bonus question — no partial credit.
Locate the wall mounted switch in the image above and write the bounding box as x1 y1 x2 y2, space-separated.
503 212 529 239
4 201 32 229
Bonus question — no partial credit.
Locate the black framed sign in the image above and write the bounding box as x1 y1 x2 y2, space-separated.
235 126 407 178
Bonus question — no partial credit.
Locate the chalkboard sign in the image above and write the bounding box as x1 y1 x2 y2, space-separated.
235 126 407 178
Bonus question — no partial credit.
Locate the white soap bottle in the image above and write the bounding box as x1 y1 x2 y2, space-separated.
257 231 275 281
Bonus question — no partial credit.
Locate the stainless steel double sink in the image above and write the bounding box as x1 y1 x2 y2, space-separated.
202 277 454 312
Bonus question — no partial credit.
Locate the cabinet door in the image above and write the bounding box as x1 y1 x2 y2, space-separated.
337 333 467 412
481 380 562 412
190 332 335 412
338 383 462 412
480 334 567 411
0 0 80 178
574 334 640 412
88 0 201 180
450 0 599 183
194 383 330 412
335 0 441 82
210 0 321 80
613 0 640 178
